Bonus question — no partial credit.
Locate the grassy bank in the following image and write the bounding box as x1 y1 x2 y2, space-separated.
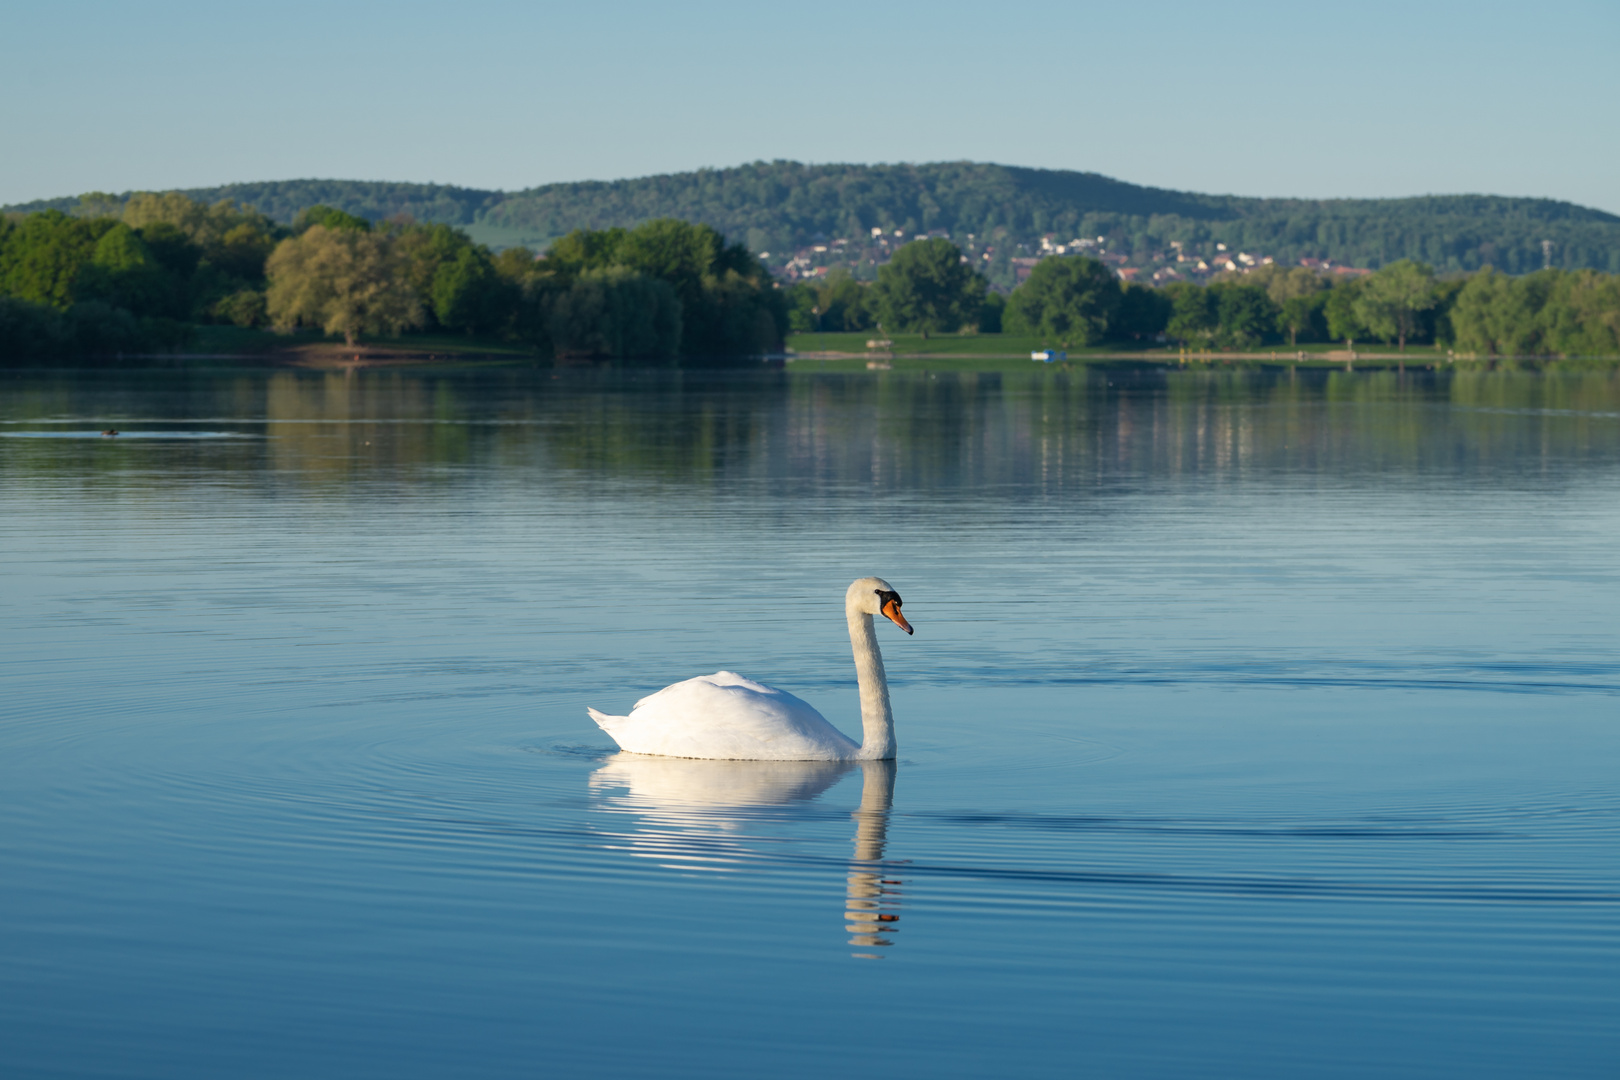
783 331 1463 370
163 326 537 366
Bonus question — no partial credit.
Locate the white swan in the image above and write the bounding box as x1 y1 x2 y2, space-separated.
587 577 913 761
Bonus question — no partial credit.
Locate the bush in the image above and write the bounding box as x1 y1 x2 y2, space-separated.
214 289 268 328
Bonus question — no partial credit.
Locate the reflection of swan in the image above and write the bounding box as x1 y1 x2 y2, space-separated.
845 759 902 955
590 754 854 810
587 577 913 761
588 754 904 953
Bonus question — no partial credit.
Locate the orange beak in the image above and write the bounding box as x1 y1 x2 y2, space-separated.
881 599 913 635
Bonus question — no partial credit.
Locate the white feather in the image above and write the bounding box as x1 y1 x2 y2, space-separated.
588 671 859 761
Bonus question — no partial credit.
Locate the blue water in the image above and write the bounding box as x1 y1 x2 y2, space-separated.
2 365 1617 1079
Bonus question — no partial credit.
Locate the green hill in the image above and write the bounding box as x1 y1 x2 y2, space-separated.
9 161 1619 275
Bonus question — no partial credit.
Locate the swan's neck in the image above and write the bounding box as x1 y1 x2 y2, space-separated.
847 610 896 760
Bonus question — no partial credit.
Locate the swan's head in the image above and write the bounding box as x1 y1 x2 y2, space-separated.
847 577 913 635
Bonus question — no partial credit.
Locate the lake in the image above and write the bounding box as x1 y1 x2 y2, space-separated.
1 363 1617 1079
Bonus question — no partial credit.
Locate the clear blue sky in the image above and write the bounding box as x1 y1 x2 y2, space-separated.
4 0 1617 212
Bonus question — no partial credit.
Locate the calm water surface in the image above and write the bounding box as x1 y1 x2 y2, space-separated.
2 365 1617 1079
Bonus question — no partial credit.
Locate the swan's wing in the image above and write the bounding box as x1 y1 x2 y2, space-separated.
631 670 769 710
596 672 858 761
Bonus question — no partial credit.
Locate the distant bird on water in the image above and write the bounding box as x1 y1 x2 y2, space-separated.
100 429 119 437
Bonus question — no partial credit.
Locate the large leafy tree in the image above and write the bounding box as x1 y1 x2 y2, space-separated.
430 247 514 336
77 223 171 315
1164 282 1214 346
535 219 783 358
1540 271 1620 357
1353 260 1437 350
1249 265 1327 345
873 238 985 337
0 211 113 307
785 269 875 333
1003 256 1121 344
124 192 281 284
1276 293 1326 345
264 225 422 345
1116 283 1172 339
1208 282 1278 348
1448 268 1560 356
1324 279 1367 346
542 267 681 359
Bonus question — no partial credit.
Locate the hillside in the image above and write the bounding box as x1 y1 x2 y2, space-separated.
9 162 1620 277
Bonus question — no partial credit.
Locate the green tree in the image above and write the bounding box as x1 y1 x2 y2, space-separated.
293 205 372 233
1448 268 1558 356
1249 265 1327 344
1275 293 1325 345
543 227 628 280
264 225 422 345
617 219 724 310
1324 278 1367 347
77 223 172 315
1207 282 1277 348
0 210 112 308
73 192 125 220
979 291 1006 333
492 246 541 283
539 219 784 358
1164 282 1214 346
117 192 281 319
1353 260 1436 350
394 223 476 327
0 295 69 359
210 222 278 282
1116 283 1171 339
431 247 514 336
135 222 202 281
1540 270 1620 356
1003 256 1121 344
786 270 875 334
212 289 268 328
537 267 681 359
873 238 985 337
1430 277 1468 348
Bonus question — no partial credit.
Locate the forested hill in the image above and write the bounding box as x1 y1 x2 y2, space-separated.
11 180 502 228
10 162 1620 274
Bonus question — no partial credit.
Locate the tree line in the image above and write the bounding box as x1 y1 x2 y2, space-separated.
14 163 1619 278
4 194 1618 362
786 242 1620 357
0 195 785 361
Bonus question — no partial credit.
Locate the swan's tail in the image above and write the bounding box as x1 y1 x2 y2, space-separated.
587 707 627 735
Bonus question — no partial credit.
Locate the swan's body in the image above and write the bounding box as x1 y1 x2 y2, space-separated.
587 577 912 761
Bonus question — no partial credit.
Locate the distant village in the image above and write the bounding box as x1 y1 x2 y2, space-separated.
764 229 1372 291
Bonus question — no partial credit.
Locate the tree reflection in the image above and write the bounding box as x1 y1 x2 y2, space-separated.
4 366 1620 496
